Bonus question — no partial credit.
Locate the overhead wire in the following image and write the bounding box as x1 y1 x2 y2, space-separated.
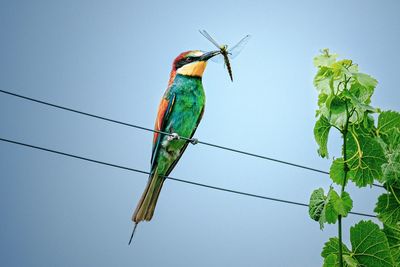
0 136 377 218
0 89 384 188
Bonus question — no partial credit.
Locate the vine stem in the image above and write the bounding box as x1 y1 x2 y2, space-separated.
338 98 350 267
338 129 347 267
338 215 343 267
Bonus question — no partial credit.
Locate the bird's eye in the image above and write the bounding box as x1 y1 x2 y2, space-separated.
186 57 192 62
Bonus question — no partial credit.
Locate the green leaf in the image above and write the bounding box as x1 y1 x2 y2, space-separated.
330 158 346 186
323 254 337 267
329 96 348 129
378 111 400 136
318 93 329 107
320 94 336 119
319 189 353 219
321 188 343 226
321 222 393 267
314 49 338 67
343 89 378 116
343 255 359 267
384 128 400 150
309 188 326 222
383 224 400 266
322 254 358 267
323 192 338 224
360 113 376 136
317 93 330 118
321 237 351 266
313 67 344 97
353 72 378 91
382 146 400 185
314 67 335 95
331 191 353 217
350 220 394 267
349 82 373 105
379 127 400 184
346 133 386 186
374 190 400 228
314 116 331 158
309 188 345 229
331 60 354 80
383 162 400 185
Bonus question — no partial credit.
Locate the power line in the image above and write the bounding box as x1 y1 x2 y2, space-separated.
0 89 384 188
0 136 377 218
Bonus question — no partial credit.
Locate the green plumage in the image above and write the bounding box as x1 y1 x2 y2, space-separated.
156 74 205 174
133 74 205 223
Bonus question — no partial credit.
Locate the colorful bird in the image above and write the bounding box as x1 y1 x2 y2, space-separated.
129 50 220 244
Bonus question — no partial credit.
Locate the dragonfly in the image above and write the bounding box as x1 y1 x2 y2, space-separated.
199 30 251 82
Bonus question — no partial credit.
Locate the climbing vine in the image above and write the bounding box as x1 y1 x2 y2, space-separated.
309 49 400 267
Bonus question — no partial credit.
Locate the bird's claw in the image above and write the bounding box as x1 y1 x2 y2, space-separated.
167 133 180 141
190 138 198 145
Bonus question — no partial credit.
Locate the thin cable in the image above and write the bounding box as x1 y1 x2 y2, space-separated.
0 89 384 188
0 137 377 218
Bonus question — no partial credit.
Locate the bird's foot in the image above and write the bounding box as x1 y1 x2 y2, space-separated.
190 138 198 145
167 133 180 141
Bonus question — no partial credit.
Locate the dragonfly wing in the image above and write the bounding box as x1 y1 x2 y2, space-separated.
228 35 251 59
199 30 221 49
210 54 224 63
199 30 224 63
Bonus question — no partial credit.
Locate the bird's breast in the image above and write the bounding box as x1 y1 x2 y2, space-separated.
164 77 205 138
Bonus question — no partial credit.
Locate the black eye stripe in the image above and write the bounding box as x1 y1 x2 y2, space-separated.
175 56 199 69
183 57 194 63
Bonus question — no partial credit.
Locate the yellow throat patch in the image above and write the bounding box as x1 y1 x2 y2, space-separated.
177 61 208 77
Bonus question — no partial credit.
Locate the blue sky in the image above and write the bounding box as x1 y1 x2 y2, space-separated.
1 0 399 266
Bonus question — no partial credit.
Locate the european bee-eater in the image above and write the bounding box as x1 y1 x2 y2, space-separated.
129 50 220 244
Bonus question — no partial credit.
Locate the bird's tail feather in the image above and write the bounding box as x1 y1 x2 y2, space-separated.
132 169 165 222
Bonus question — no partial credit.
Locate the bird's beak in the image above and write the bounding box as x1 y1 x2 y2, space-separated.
199 50 220 61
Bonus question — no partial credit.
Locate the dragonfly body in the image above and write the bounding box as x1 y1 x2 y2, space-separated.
219 45 234 81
